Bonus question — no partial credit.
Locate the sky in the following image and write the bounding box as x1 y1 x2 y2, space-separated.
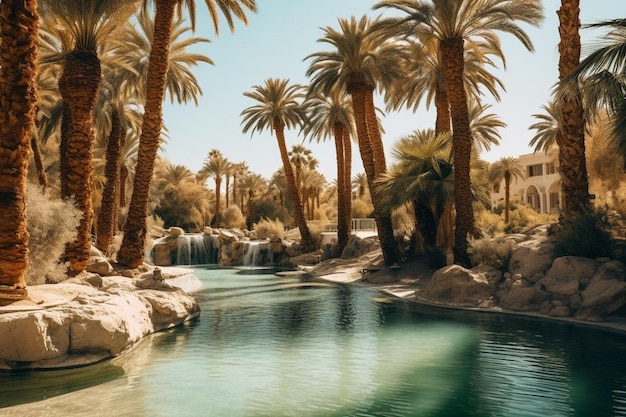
160 0 626 184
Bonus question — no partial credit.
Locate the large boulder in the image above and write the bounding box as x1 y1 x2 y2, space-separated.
538 256 598 297
499 286 549 312
421 265 494 308
0 275 199 370
508 237 555 283
578 279 626 319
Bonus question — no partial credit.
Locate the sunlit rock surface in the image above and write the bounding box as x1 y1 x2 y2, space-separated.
0 269 200 370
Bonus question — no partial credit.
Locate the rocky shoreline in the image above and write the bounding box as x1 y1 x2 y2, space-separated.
0 267 200 370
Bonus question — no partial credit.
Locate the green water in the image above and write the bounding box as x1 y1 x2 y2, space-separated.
1 266 626 417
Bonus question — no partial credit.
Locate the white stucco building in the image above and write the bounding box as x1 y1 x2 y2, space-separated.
490 152 561 214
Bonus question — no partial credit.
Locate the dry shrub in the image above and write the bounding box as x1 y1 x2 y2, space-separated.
25 184 82 285
475 209 506 237
468 236 515 271
351 198 374 218
253 217 285 239
221 205 246 228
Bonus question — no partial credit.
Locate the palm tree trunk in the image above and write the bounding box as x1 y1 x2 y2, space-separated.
348 80 399 266
334 123 349 255
274 118 315 251
31 134 48 190
214 177 221 227
440 37 475 267
0 0 38 299
225 174 230 207
96 108 122 254
434 82 451 135
556 0 590 218
59 49 101 274
504 172 511 224
118 0 175 268
364 89 387 176
343 130 352 238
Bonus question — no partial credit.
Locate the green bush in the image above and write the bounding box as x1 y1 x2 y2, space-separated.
552 208 614 258
25 184 82 285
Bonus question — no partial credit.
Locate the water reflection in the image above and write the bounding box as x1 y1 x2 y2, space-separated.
1 267 626 417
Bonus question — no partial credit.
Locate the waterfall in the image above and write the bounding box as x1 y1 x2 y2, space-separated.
176 234 218 265
242 240 270 266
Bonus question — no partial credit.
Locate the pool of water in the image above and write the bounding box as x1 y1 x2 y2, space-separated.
1 266 626 417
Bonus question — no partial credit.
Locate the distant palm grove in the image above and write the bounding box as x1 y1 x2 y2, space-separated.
2 0 626 301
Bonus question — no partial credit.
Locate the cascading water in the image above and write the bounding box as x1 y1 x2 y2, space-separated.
242 240 270 266
176 234 218 265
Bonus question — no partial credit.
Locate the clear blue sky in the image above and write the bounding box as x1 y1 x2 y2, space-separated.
160 0 626 183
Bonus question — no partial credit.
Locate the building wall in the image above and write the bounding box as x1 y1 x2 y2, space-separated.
490 152 561 214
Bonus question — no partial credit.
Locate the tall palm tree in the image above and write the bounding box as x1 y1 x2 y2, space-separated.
117 0 257 268
0 0 39 300
373 0 543 266
38 0 141 274
199 150 230 227
488 157 524 224
303 88 354 255
241 78 315 251
555 0 590 218
306 16 407 266
381 34 505 137
468 102 505 154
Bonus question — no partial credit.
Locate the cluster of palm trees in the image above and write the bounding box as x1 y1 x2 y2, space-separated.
3 0 626 300
0 0 257 299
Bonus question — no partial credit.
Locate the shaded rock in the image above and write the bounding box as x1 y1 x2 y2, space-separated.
578 279 626 319
508 238 555 282
499 286 549 312
341 235 380 259
591 260 626 282
538 256 598 297
86 257 114 276
471 264 503 285
421 265 494 307
550 305 571 317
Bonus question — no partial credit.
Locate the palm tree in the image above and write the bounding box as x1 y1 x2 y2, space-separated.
241 78 315 251
0 0 39 300
306 16 407 266
377 130 454 259
554 0 591 218
288 144 313 197
381 34 505 137
468 102 505 154
529 101 561 154
488 157 524 224
199 150 230 227
303 88 354 255
352 173 369 200
239 172 266 229
231 161 249 211
117 0 257 268
373 0 543 266
38 0 141 274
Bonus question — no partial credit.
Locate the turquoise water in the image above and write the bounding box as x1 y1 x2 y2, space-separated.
1 266 626 417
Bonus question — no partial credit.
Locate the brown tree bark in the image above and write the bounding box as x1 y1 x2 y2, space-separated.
118 0 176 267
556 0 590 218
0 0 39 299
59 50 101 274
440 36 475 267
